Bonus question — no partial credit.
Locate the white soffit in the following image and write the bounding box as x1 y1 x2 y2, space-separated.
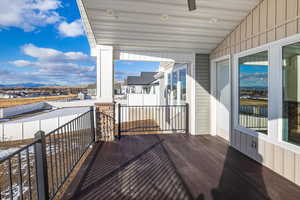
79 0 260 53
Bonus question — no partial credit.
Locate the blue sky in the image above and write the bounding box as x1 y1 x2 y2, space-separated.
239 65 268 88
0 0 159 86
115 61 159 81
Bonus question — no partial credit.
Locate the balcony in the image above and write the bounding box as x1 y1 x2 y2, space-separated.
63 134 300 200
1 105 300 200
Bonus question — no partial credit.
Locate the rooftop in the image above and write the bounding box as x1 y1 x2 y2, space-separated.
127 72 158 85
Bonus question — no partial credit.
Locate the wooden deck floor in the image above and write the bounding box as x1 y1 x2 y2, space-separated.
63 134 300 200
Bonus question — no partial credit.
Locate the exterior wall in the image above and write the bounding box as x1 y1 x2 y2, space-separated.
195 54 210 134
211 0 300 58
210 0 300 186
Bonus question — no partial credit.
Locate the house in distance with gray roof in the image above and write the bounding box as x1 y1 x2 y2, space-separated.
125 72 159 94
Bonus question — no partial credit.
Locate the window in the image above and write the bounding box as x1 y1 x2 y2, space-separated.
165 65 187 104
238 51 268 134
282 42 300 146
179 69 187 101
172 71 178 101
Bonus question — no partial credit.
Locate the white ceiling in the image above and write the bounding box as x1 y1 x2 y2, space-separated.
80 0 260 53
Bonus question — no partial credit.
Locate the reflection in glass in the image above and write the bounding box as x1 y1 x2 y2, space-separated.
282 42 300 146
172 71 178 100
179 69 187 101
238 51 268 134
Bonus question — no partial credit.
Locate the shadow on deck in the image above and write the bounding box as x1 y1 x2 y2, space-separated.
62 134 300 200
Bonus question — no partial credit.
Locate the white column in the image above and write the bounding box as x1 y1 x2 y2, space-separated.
95 45 114 102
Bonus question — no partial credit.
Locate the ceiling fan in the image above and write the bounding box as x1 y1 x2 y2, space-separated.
187 0 197 11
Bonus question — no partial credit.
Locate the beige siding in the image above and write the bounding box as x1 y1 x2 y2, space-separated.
211 0 300 58
211 0 300 186
195 54 210 134
232 130 299 185
296 154 300 185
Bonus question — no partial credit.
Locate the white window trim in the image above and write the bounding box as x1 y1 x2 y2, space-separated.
233 33 300 154
233 44 271 141
210 55 231 137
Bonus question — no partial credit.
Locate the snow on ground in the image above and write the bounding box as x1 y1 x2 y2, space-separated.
0 148 20 160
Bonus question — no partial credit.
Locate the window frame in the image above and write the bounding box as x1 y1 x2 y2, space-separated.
233 44 271 141
179 68 187 101
210 55 231 137
274 34 300 151
233 33 300 154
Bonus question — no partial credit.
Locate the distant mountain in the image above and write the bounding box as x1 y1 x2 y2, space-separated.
0 83 59 88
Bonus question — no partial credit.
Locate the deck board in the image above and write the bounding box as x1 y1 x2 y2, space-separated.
63 134 300 200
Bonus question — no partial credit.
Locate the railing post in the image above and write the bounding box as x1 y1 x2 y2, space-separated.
34 131 50 200
90 106 96 142
185 103 189 135
118 103 121 140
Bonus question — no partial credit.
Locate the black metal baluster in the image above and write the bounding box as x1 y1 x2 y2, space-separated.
26 148 32 200
18 153 23 200
48 134 55 196
57 129 63 186
74 118 79 162
8 158 13 200
66 123 72 173
53 131 59 192
61 128 66 179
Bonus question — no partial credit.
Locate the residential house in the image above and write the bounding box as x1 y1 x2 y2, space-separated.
2 1 300 200
126 72 158 94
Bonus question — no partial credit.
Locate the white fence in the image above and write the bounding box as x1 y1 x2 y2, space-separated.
127 94 159 106
0 107 90 142
47 99 98 108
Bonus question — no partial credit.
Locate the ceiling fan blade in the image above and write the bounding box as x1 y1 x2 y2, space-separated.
187 0 196 11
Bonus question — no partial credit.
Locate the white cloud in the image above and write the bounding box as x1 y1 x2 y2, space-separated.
0 0 62 31
9 60 34 67
8 44 96 85
22 44 91 62
58 19 84 37
31 0 61 11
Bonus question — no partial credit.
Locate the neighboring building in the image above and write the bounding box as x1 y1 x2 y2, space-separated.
0 93 17 99
126 72 159 94
78 92 86 100
114 82 123 95
87 83 96 97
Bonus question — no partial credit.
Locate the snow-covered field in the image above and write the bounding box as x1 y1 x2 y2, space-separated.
0 148 20 160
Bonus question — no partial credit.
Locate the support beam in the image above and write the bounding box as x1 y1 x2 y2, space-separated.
93 45 114 102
